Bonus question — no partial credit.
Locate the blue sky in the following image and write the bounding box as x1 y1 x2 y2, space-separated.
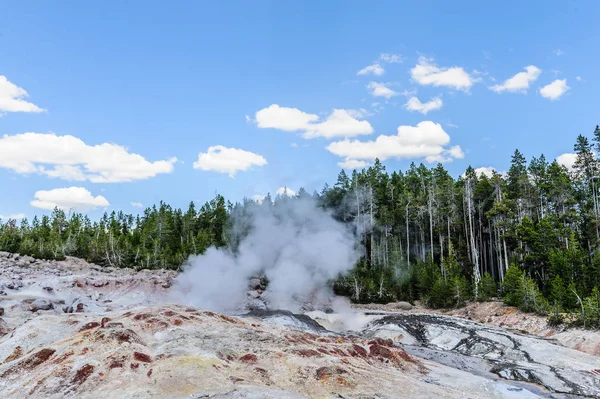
1 1 599 220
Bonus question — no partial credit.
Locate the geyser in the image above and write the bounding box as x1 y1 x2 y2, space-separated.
172 196 360 312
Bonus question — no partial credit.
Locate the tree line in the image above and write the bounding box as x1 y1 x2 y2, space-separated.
2 126 600 328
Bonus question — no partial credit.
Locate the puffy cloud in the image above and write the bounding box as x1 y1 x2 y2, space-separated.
540 79 569 100
404 96 443 114
338 158 370 170
489 66 541 93
0 76 45 114
554 49 564 56
462 167 504 179
557 153 577 170
474 167 497 178
193 145 267 177
276 186 297 197
130 201 143 208
255 104 373 139
255 104 318 132
576 76 582 82
0 213 25 221
367 82 398 99
0 133 176 183
357 63 384 76
411 57 476 91
30 187 109 211
326 121 463 164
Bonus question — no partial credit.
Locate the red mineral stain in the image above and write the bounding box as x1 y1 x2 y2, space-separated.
368 338 394 347
79 322 101 332
130 363 139 370
172 319 183 326
133 352 152 363
239 353 258 363
147 368 153 377
293 349 321 358
72 364 94 385
2 348 57 377
133 313 151 321
369 344 394 360
3 346 24 363
350 344 367 357
109 361 123 369
100 317 112 328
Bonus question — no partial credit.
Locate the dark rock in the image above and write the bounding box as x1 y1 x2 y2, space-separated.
247 299 267 311
248 278 265 290
0 318 8 336
7 280 23 290
0 307 4 316
29 299 53 312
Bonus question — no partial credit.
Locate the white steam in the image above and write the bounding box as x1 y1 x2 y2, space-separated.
172 196 360 312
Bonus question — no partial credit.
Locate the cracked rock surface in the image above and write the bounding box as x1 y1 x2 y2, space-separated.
365 313 600 398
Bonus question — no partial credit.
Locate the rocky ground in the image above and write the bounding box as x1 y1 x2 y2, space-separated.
1 252 600 398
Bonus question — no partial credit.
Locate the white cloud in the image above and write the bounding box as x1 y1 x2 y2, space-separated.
379 53 404 63
30 187 109 211
357 63 384 76
404 96 443 114
290 142 298 148
130 201 143 208
576 76 582 82
245 115 251 123
193 145 267 177
0 133 176 183
557 153 577 170
411 57 476 91
276 186 297 197
255 104 373 139
474 167 497 178
252 194 266 204
0 213 26 221
338 158 370 170
462 167 505 179
0 76 45 114
489 66 541 93
367 82 398 99
554 49 564 56
539 79 569 100
327 121 463 164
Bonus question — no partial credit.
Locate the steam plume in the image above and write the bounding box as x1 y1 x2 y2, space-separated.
172 196 360 312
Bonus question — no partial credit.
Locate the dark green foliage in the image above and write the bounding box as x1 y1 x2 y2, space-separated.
502 264 524 307
477 273 498 301
0 195 229 270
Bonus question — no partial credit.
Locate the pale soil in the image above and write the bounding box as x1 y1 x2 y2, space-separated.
353 300 600 357
2 253 600 398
